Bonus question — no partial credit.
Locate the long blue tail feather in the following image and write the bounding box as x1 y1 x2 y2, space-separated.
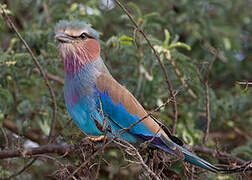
151 134 249 174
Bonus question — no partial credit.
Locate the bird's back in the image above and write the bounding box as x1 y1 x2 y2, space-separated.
64 57 170 143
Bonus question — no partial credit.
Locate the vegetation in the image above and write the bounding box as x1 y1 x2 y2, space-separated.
0 0 251 179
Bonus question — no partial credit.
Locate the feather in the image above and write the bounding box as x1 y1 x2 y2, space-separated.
96 74 170 139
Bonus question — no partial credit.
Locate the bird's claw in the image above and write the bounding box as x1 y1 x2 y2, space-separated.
87 135 106 142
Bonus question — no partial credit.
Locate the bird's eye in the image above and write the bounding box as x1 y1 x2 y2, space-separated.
79 33 87 39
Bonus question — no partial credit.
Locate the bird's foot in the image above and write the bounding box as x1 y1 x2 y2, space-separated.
86 135 106 142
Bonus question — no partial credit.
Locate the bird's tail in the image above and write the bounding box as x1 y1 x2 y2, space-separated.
152 135 250 174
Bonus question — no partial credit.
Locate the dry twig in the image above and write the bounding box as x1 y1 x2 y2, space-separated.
67 96 175 179
166 57 197 99
4 158 38 180
113 0 178 134
33 68 64 85
202 51 217 145
116 139 161 180
190 145 245 165
0 4 57 143
1 127 8 149
237 81 252 86
3 119 46 144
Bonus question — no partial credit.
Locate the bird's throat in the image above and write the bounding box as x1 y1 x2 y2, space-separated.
59 39 100 76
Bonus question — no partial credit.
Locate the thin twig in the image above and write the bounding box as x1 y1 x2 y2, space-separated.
237 81 252 86
192 29 227 63
33 68 64 85
1 127 8 149
202 81 210 145
95 135 107 180
50 119 72 143
202 52 217 145
5 158 38 180
32 154 64 166
113 0 178 134
0 4 57 143
67 96 176 179
166 57 197 99
118 139 161 180
3 119 47 144
189 145 246 165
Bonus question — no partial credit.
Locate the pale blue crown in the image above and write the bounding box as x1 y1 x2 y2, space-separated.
55 20 99 40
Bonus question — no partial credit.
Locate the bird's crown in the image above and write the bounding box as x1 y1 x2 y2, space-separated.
55 20 99 40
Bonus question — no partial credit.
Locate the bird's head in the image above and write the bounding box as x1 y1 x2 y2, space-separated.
55 20 100 74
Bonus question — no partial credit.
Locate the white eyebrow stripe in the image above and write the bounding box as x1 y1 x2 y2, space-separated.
64 29 91 37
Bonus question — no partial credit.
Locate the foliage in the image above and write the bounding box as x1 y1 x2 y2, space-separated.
0 0 251 179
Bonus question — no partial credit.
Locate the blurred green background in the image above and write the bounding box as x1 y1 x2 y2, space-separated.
0 0 251 179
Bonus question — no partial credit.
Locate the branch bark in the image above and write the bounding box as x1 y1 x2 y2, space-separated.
0 144 72 159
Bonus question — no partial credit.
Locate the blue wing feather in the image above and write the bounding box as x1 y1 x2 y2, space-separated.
94 86 154 137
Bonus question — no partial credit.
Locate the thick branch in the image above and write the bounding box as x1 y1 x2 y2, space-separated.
0 144 72 159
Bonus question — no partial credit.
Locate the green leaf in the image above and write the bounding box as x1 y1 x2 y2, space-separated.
164 29 170 47
168 42 191 51
119 35 133 46
143 12 159 20
13 53 30 60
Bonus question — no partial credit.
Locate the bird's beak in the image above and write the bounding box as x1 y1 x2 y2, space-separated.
55 32 73 43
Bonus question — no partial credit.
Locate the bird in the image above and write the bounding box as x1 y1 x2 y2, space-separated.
55 20 245 174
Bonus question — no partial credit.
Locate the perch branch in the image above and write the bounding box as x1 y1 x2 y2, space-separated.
0 144 73 159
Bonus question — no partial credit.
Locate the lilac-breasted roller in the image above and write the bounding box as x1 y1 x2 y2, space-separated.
55 20 242 174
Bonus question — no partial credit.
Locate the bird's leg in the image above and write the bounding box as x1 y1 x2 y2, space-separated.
87 135 106 142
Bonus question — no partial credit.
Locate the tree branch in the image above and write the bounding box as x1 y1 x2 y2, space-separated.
189 145 246 165
202 51 217 145
113 0 178 134
0 4 57 143
33 68 64 85
3 119 46 145
5 158 38 180
0 144 72 159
